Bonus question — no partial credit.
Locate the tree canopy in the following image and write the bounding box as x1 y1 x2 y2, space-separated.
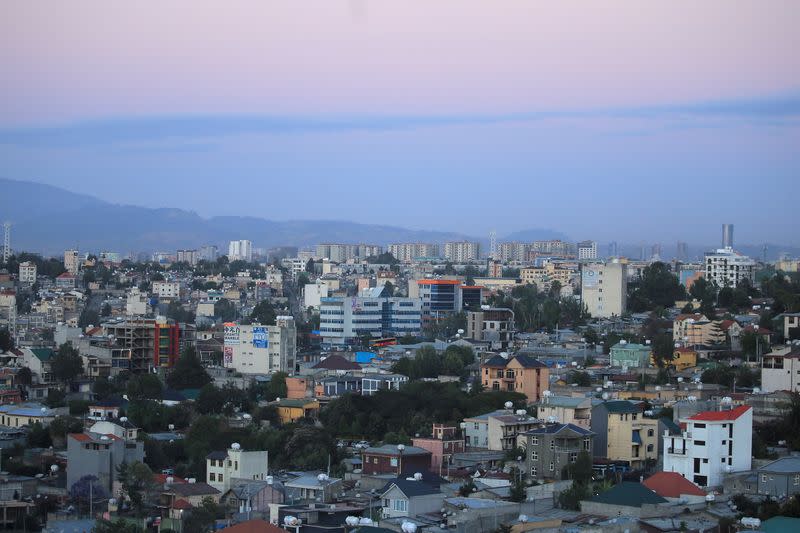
166 347 211 390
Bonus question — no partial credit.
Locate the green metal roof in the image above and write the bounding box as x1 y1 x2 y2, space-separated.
30 348 55 362
763 516 800 533
589 482 667 507
601 400 641 414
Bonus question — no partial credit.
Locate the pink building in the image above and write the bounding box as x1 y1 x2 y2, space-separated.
412 424 465 476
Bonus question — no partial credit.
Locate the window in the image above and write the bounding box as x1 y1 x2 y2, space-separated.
219 474 223 482
647 429 654 437
647 444 654 452
390 458 398 467
210 473 216 481
531 451 538 460
530 466 537 476
694 423 706 429
392 499 408 512
569 452 578 463
695 440 705 446
549 462 554 472
531 437 538 446
474 423 479 430
583 438 591 450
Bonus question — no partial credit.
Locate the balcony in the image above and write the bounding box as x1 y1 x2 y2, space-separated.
667 447 686 455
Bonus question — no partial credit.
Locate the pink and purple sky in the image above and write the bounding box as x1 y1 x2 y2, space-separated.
1 1 798 244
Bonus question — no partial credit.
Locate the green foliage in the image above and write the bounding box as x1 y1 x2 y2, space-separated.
701 364 758 389
562 451 593 483
15 366 32 385
741 331 769 360
27 422 52 448
509 468 526 502
557 482 591 510
392 345 474 380
166 300 195 323
458 480 477 496
93 518 146 533
250 300 277 325
117 461 156 516
166 347 211 390
0 327 13 352
422 312 468 341
213 298 236 321
320 381 526 441
69 399 91 416
567 371 591 387
183 496 223 533
92 377 119 400
249 372 288 402
366 252 399 265
754 393 800 452
628 262 686 312
126 401 191 433
127 373 164 401
78 308 101 329
651 333 675 369
45 389 66 408
51 343 84 383
489 287 587 332
689 277 719 317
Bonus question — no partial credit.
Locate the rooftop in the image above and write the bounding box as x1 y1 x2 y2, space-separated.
688 405 750 422
642 472 706 498
588 481 667 508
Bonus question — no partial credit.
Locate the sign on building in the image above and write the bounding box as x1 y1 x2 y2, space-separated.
252 326 269 349
224 323 240 345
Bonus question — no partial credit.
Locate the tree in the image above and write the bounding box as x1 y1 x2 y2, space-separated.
366 252 399 265
213 299 236 321
101 302 112 317
651 333 675 369
563 451 593 483
51 343 84 384
116 461 156 516
69 475 107 513
509 468 526 502
458 480 477 496
27 422 52 447
183 496 223 532
196 384 226 415
93 518 145 533
0 328 14 352
250 300 276 326
166 347 211 390
127 374 164 401
78 308 101 329
628 262 686 312
15 366 32 386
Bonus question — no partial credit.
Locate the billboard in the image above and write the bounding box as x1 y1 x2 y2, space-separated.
252 326 269 349
224 323 240 345
223 346 234 367
581 268 599 289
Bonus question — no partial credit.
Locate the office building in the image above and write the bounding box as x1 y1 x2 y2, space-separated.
388 243 440 262
704 247 755 289
576 241 597 260
223 317 296 374
581 261 627 318
663 405 752 488
64 249 80 275
318 295 421 346
228 240 253 262
722 224 734 249
443 241 480 262
18 261 37 285
409 279 484 317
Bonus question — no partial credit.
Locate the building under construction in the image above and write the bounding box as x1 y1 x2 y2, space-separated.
102 318 196 373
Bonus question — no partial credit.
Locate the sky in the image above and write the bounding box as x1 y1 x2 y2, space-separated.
0 1 798 245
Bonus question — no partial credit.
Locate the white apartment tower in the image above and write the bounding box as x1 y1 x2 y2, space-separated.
388 243 440 262
18 261 37 285
704 247 755 289
444 241 481 262
223 317 297 374
581 261 627 318
228 240 253 262
577 241 598 260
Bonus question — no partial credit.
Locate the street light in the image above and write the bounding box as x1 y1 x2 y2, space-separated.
396 444 405 475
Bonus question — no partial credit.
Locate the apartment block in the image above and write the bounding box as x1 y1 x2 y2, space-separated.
223 317 296 374
206 444 269 493
388 243 440 262
443 241 481 262
64 249 80 275
466 307 514 349
524 423 594 481
704 247 756 289
18 262 37 285
590 401 658 470
581 261 627 318
228 240 253 262
318 296 421 346
479 353 549 402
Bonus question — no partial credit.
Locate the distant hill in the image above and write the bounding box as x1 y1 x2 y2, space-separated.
0 178 472 255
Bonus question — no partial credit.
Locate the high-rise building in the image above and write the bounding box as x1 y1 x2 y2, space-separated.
388 243 440 262
529 240 573 259
1 222 9 264
18 261 37 285
722 224 734 249
103 318 195 372
444 241 480 262
704 247 755 288
223 317 296 373
577 241 598 260
64 249 80 275
315 243 382 262
228 240 253 262
318 296 421 346
651 243 662 261
607 241 618 258
581 261 627 318
497 242 529 262
198 245 219 262
176 249 198 265
676 242 689 262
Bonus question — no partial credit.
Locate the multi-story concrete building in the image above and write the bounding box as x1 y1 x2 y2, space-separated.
463 408 542 451
125 287 150 316
388 243 440 262
0 290 16 336
228 240 253 262
409 279 484 318
590 400 658 469
152 281 180 299
577 241 598 261
610 341 652 368
176 249 198 265
411 424 465 476
199 245 219 262
757 457 800 498
64 249 80 275
529 240 573 258
18 261 37 285
66 430 145 494
444 241 480 262
497 242 530 262
520 263 576 293
704 247 756 289
314 243 382 263
223 317 296 374
362 445 432 476
206 443 269 493
318 295 421 346
761 347 800 393
581 261 627 318
535 395 593 430
524 423 594 481
466 307 514 349
103 317 195 372
663 405 752 488
479 353 549 402
673 314 724 346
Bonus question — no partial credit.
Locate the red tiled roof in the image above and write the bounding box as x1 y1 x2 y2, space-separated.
57 273 75 279
689 405 750 422
155 474 187 484
744 325 773 335
719 320 737 331
172 498 193 510
69 433 92 442
643 472 706 498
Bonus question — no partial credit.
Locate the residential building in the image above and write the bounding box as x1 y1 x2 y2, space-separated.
463 408 542 451
199 245 219 262
152 281 180 299
55 272 76 289
223 318 296 374
362 445 432 476
779 313 800 341
663 405 752 488
520 263 576 292
274 398 320 424
0 290 16 336
497 242 529 262
314 243 381 262
411 424 465 476
535 395 593 430
443 241 481 262
388 243 440 262
590 401 658 469
220 479 284 518
285 474 342 503
529 240 573 258
228 240 253 262
18 262 36 285
379 477 445 519
103 317 194 372
757 457 800 498
761 347 800 393
206 444 269 493
579 482 668 519
581 261 627 318
523 423 594 481
610 341 652 369
125 287 150 316
303 282 329 310
466 307 514 349
656 348 697 371
704 247 756 289
673 314 724 346
318 296 421 346
479 353 549 401
176 249 198 265
361 373 408 395
577 241 598 260
160 482 221 509
64 250 80 275
0 403 56 427
66 431 145 494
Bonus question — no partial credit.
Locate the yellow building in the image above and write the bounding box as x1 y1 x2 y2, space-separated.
275 398 320 425
670 348 698 371
591 401 658 469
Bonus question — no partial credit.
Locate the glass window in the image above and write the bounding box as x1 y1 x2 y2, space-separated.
549 462 554 471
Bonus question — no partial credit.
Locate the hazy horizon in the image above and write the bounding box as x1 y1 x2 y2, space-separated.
1 2 798 245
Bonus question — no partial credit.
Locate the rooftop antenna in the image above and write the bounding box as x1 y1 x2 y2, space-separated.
2 222 10 263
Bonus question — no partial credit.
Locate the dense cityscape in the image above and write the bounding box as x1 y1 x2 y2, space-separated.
0 223 798 532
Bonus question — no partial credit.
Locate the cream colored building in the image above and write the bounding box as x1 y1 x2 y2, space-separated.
64 250 80 275
18 261 37 285
581 261 627 318
444 241 481 262
520 263 575 292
